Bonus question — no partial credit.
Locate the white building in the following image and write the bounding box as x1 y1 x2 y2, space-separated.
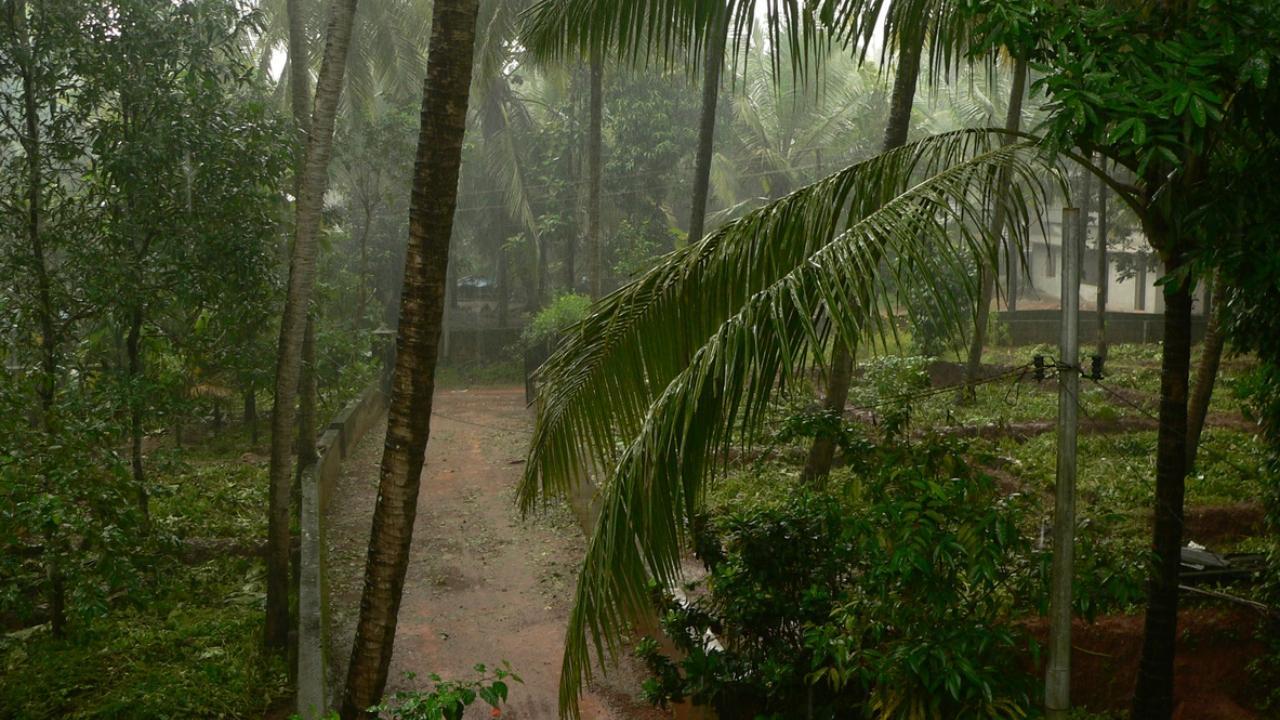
1007 204 1208 316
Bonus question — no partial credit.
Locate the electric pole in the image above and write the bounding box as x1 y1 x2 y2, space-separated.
1046 207 1081 719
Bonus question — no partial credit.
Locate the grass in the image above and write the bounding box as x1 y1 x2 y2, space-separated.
434 359 524 388
0 425 289 720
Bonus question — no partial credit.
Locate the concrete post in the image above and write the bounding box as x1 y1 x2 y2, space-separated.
1046 207 1081 718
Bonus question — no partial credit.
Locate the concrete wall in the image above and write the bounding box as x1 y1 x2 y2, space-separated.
994 309 1208 347
297 381 388 719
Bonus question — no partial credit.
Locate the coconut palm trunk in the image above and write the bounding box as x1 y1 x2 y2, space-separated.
803 34 923 481
266 0 360 652
587 53 604 298
339 0 479 715
961 58 1028 398
686 1 729 245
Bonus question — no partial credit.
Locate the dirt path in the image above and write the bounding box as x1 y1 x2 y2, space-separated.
327 386 665 720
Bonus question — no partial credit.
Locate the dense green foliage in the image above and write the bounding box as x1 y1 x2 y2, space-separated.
0 436 287 718
640 441 1038 720
369 665 522 720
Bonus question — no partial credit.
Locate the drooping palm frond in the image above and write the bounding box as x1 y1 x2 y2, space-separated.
521 129 1063 717
517 0 862 79
518 0 989 85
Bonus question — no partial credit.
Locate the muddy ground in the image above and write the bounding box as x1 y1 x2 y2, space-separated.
326 386 665 719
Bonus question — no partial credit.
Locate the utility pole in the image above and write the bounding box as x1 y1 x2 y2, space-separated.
1046 207 1081 719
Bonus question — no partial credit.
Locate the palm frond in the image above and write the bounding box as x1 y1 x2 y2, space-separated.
518 0 863 78
522 129 1063 718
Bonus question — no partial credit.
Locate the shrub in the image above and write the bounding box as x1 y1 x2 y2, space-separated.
370 664 521 720
638 439 1037 719
521 293 592 348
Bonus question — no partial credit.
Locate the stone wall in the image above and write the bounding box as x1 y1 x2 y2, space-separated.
297 381 388 719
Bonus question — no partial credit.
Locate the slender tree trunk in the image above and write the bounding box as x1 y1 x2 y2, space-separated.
1186 279 1227 468
1096 156 1110 359
497 240 510 328
587 53 604 299
803 35 923 481
686 1 728 246
340 0 478 714
13 0 67 636
355 200 372 330
1131 255 1193 720
244 384 258 444
563 117 576 292
266 0 359 652
126 306 149 522
14 0 57 424
961 58 1029 399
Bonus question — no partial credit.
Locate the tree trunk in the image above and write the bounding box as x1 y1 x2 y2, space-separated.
1131 257 1193 720
244 384 258 444
286 0 312 134
1095 156 1110 359
266 0 359 653
355 199 372 330
587 53 604 299
340 0 478 715
961 58 1029 399
686 1 728 246
13 1 67 634
497 240 510 329
13 0 58 425
803 35 924 480
563 119 577 292
127 306 149 522
1186 279 1227 468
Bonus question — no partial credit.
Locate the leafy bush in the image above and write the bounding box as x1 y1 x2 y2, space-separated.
638 440 1037 719
371 664 522 720
521 293 592 348
848 355 931 438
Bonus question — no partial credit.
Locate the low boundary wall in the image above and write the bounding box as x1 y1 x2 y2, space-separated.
994 309 1208 346
297 381 388 718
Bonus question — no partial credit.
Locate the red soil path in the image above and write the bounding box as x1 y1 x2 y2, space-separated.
326 386 663 719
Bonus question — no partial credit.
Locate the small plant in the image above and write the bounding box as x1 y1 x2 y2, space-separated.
370 664 522 720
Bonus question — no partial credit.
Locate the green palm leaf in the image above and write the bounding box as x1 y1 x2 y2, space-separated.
523 128 1062 717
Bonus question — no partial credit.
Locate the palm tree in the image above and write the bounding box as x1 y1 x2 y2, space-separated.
265 0 361 652
521 129 1057 716
804 0 984 479
519 0 847 283
339 0 481 715
711 42 886 214
960 56 1028 395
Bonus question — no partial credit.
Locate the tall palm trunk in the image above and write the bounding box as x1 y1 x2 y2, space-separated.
686 1 729 245
1131 253 1193 720
340 0 479 715
1186 278 1227 467
803 35 923 481
266 0 360 652
961 58 1028 398
1095 156 1110 359
587 53 604 298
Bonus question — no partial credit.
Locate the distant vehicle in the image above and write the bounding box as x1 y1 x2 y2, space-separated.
456 275 496 301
